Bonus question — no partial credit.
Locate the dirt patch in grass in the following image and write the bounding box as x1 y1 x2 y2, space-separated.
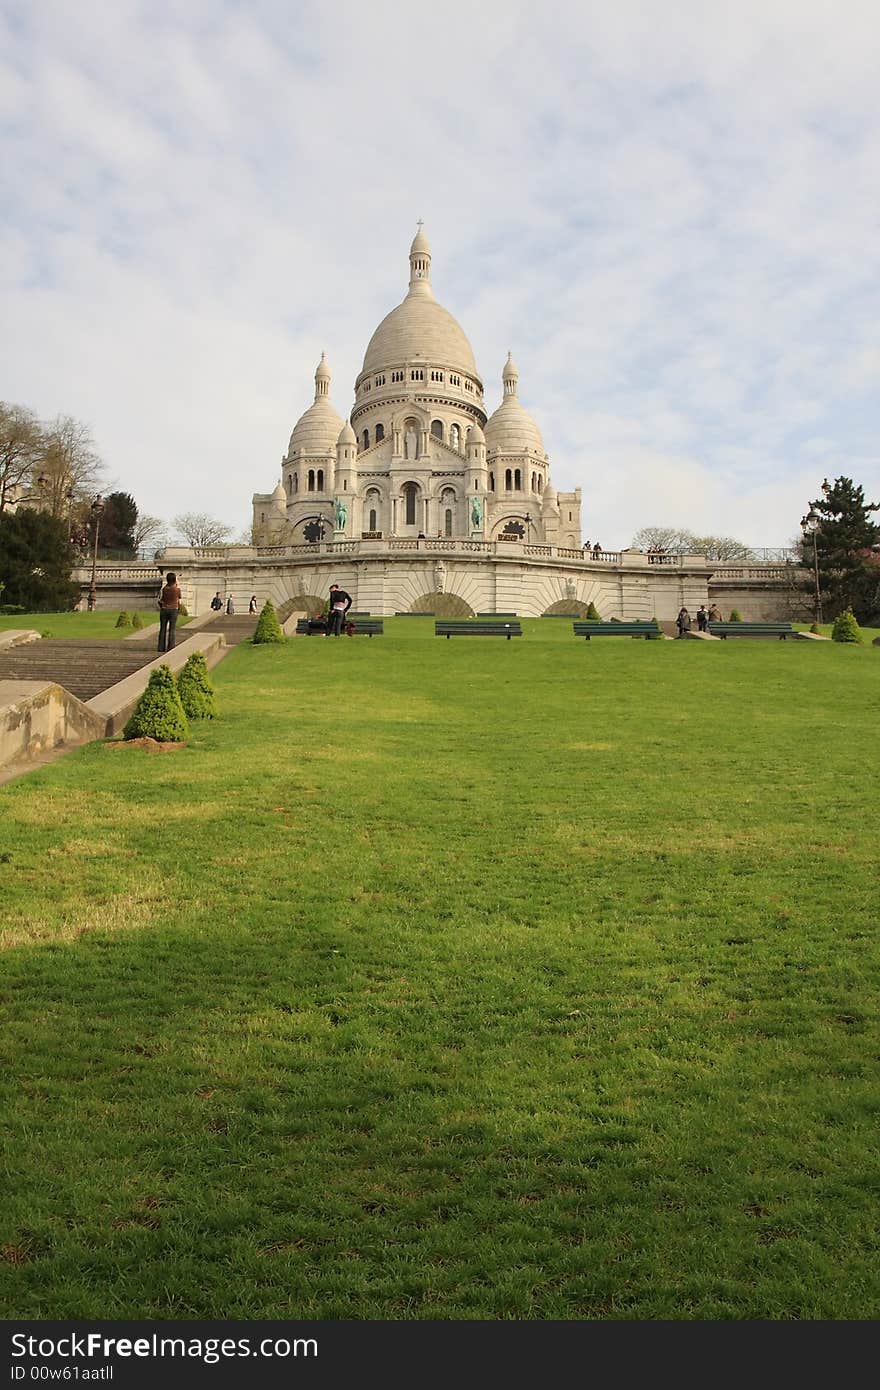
108 738 186 753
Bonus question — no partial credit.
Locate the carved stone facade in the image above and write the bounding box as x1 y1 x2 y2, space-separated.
252 228 582 550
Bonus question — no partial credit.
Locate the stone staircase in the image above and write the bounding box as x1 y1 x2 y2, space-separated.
0 639 159 702
199 615 259 645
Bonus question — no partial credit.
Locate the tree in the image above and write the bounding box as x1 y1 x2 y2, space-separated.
123 665 189 742
252 599 285 644
0 402 44 514
133 513 166 555
176 651 217 719
37 414 104 521
689 535 755 561
172 512 233 547
831 607 862 644
632 525 694 553
0 508 79 611
99 492 138 555
632 525 753 559
808 477 880 623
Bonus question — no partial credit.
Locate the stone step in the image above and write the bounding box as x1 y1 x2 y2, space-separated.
198 616 259 645
0 639 158 702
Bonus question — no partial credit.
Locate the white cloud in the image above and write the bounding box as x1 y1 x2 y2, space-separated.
1 0 878 547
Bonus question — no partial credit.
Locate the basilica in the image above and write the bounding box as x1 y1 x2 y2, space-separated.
252 227 582 549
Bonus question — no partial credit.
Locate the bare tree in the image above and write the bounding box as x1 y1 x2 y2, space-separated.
690 535 755 561
172 512 233 547
632 525 695 552
633 525 753 559
38 414 105 520
133 513 167 555
0 402 44 514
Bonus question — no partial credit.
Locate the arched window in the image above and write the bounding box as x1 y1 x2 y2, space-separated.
287 474 292 493
444 508 453 537
531 472 536 493
537 475 542 493
317 469 324 491
431 419 443 440
308 469 315 491
375 423 385 443
369 508 377 531
450 424 460 450
362 429 369 450
489 471 495 491
514 468 521 490
505 468 512 490
403 482 418 526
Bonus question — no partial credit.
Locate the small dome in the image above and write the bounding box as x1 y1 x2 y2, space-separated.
337 421 356 445
271 480 286 500
468 421 486 445
287 356 344 457
485 356 544 456
485 397 545 455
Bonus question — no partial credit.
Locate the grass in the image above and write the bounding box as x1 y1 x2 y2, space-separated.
0 611 189 640
1 623 878 1319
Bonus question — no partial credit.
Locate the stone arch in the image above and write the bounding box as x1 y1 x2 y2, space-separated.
542 598 594 617
405 591 474 616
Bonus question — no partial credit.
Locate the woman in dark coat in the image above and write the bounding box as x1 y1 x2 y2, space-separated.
676 607 692 637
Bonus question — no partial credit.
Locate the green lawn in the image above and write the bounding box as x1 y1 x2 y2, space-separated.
1 625 878 1319
0 611 188 640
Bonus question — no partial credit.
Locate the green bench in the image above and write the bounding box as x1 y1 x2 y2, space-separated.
436 620 522 640
476 612 517 617
708 622 793 640
573 621 661 640
296 618 384 637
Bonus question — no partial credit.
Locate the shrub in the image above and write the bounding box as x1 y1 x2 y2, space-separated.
179 604 189 617
585 601 601 620
131 611 144 630
177 651 217 719
729 609 743 622
810 622 821 635
124 665 189 742
0 603 26 615
831 607 862 644
253 599 285 644
115 611 132 628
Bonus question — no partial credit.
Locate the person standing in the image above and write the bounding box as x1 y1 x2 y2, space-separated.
210 591 223 611
327 583 352 637
158 571 182 653
707 603 721 625
226 596 235 615
676 606 692 638
696 604 709 632
248 594 258 614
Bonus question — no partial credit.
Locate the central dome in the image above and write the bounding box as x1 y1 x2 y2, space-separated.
360 228 478 378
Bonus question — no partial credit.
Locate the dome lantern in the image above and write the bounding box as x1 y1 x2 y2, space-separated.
409 220 432 294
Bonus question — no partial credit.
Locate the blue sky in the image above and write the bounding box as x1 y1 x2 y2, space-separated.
2 0 879 545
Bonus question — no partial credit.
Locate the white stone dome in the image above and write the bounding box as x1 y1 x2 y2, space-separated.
485 354 544 455
362 295 477 377
287 356 344 456
361 227 478 378
337 421 356 445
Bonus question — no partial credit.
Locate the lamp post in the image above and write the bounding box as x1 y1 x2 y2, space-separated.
800 506 822 625
65 489 76 542
87 494 105 612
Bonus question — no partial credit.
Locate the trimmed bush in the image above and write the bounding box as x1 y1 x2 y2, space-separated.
253 599 285 644
131 611 144 630
585 601 601 620
123 665 189 742
810 622 821 635
831 607 862 644
177 651 217 720
115 611 132 628
179 604 189 617
729 609 743 622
